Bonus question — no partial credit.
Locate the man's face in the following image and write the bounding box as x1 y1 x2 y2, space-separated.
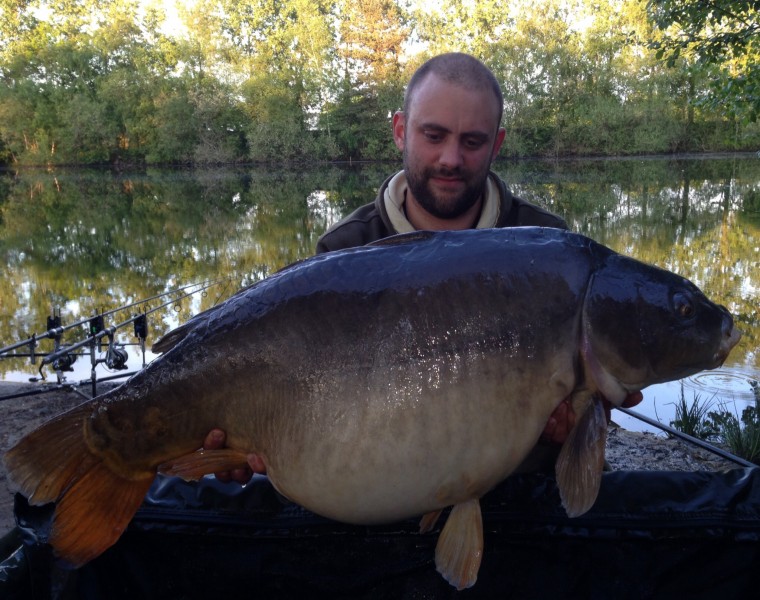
393 74 505 220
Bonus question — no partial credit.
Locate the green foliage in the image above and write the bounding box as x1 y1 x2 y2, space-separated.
647 0 759 64
247 118 333 162
0 134 11 165
647 0 760 122
1 0 759 165
707 390 760 465
144 92 199 164
321 83 400 160
670 381 760 465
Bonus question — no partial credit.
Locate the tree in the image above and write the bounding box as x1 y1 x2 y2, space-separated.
1 0 758 164
323 0 409 159
647 0 760 121
338 0 409 85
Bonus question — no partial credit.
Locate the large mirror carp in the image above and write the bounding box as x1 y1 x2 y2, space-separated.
4 227 741 589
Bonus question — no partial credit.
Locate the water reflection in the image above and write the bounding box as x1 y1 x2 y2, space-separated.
1 156 758 432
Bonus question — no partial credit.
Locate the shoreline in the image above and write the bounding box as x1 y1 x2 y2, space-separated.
2 150 757 172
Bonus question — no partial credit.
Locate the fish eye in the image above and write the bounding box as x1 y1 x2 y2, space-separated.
673 292 696 320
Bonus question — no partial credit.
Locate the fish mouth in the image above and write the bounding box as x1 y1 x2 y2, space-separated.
713 324 742 367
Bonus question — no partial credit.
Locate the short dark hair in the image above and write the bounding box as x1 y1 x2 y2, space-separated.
403 53 504 128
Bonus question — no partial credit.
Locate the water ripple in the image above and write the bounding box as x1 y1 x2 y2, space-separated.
680 366 760 404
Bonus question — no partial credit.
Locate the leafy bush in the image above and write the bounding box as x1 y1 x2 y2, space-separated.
707 382 760 465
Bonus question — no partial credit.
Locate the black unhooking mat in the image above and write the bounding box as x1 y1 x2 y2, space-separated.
2 468 760 599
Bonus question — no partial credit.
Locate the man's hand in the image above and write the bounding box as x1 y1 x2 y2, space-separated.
540 392 644 445
540 398 576 445
203 429 267 484
608 391 644 420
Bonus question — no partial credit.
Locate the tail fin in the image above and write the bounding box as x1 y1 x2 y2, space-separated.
4 404 154 567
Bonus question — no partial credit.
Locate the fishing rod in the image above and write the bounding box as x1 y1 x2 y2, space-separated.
37 278 232 395
616 406 757 469
0 277 230 358
1 277 235 396
39 280 227 367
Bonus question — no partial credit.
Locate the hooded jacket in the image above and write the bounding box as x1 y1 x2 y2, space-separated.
316 170 568 254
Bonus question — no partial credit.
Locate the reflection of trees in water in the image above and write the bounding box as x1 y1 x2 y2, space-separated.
0 165 390 374
0 158 758 378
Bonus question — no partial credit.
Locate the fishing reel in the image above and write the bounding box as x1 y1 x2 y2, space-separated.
105 341 129 371
51 347 77 372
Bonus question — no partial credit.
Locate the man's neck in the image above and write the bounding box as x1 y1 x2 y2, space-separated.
404 193 483 231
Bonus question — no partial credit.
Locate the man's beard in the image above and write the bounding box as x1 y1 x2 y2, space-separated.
404 152 490 220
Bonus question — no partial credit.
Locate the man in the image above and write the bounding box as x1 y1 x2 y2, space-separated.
207 52 641 482
316 52 564 253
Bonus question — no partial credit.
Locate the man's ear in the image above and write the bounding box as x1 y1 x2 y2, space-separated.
491 127 506 160
392 111 406 151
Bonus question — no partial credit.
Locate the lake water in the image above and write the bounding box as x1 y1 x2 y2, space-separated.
1 155 759 435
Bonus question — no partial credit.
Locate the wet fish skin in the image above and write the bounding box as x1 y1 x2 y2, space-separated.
581 251 738 401
3 227 740 589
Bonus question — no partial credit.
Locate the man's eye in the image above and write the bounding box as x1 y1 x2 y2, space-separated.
424 131 442 142
464 138 485 149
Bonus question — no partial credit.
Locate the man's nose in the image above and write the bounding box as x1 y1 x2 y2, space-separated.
438 139 464 169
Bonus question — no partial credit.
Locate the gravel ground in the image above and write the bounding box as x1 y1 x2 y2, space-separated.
0 381 738 539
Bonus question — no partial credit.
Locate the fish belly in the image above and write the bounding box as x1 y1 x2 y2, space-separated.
258 355 571 524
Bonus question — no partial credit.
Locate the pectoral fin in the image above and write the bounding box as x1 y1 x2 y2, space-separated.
555 394 608 517
434 499 483 590
158 448 251 480
419 509 443 534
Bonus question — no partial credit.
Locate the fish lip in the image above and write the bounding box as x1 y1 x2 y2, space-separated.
714 326 742 366
710 353 728 369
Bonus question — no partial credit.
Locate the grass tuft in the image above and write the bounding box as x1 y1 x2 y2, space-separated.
670 380 760 466
669 383 718 440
